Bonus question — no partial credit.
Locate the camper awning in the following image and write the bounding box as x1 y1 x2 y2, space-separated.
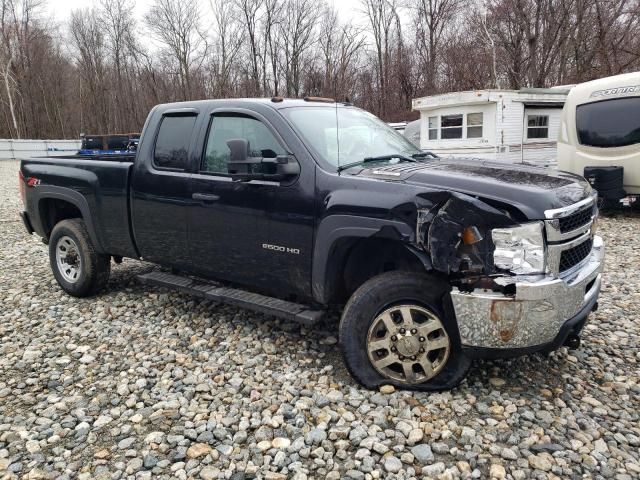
520 101 565 109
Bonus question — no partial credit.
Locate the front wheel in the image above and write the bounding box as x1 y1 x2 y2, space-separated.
339 271 471 391
49 219 110 297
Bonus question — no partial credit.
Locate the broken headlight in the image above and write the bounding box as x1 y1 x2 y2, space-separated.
491 221 545 274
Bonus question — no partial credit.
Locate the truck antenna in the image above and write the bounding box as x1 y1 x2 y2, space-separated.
335 86 340 173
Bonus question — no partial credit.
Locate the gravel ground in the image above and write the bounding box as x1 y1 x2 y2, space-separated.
1 159 639 480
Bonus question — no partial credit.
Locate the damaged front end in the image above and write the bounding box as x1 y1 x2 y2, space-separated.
415 191 604 354
416 191 515 285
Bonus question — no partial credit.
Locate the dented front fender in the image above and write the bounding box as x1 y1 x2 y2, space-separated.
416 191 515 275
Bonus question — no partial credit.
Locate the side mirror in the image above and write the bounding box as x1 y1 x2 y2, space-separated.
227 138 300 183
266 155 301 181
226 138 248 162
227 139 263 180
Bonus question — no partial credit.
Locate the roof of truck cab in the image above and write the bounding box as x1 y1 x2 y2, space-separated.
154 98 351 112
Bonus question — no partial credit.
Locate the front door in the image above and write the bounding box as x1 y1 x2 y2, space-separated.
188 111 311 298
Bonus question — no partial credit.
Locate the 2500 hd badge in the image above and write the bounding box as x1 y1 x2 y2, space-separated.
19 97 604 391
263 243 301 255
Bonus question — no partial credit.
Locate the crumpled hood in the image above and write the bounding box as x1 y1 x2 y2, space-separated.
353 158 592 219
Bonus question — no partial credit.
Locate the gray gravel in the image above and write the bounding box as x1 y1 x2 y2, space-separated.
1 159 640 479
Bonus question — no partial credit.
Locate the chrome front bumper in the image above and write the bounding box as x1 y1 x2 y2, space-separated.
451 235 604 350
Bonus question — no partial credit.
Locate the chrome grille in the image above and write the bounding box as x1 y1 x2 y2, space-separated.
545 194 597 276
559 237 593 271
545 194 596 242
558 204 595 234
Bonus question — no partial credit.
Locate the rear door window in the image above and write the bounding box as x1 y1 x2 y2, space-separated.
577 97 640 147
153 115 198 170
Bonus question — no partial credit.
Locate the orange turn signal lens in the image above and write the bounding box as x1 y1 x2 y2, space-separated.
462 226 483 245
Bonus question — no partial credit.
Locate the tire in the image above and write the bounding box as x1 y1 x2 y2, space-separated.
584 166 623 183
339 271 471 391
597 188 626 200
49 219 110 297
592 179 624 191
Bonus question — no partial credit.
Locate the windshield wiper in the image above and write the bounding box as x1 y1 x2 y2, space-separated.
411 151 439 159
337 154 416 172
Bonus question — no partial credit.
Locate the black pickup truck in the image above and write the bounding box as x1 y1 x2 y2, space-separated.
19 98 604 391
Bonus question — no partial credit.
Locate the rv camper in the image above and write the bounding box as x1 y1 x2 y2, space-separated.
557 72 640 208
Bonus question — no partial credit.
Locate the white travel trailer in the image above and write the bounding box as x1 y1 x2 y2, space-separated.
557 71 640 203
411 88 570 166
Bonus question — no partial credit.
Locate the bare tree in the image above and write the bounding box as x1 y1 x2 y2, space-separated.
235 0 263 95
262 0 282 95
318 6 365 100
280 0 319 97
99 0 136 130
2 0 640 139
361 0 399 116
145 0 205 100
2 51 19 138
412 0 466 94
209 0 243 97
484 0 576 88
70 8 112 133
593 0 640 76
1 0 52 138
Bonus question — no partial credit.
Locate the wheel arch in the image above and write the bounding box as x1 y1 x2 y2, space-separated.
35 187 105 253
312 215 431 305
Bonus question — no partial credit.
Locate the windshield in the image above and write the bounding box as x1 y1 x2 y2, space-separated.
282 106 421 169
576 97 640 148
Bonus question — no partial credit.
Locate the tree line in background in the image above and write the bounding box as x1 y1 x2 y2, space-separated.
1 0 639 139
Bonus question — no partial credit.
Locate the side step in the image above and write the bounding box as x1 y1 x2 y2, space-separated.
137 271 325 326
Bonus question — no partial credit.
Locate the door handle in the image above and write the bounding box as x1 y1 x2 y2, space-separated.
192 193 220 203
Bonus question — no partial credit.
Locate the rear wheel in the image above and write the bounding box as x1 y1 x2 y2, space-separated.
339 271 471 391
49 219 110 297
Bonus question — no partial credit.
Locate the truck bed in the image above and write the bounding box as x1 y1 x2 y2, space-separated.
20 156 138 259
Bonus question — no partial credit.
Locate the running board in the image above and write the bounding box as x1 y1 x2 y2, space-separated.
137 271 325 326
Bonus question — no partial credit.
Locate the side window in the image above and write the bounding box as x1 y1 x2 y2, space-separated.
428 116 438 140
466 112 483 138
527 115 549 139
153 115 197 170
441 114 463 139
202 114 286 174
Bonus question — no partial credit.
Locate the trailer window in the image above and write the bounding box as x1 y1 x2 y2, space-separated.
428 116 438 140
153 115 197 170
527 115 549 139
467 113 483 138
441 115 463 139
577 97 640 148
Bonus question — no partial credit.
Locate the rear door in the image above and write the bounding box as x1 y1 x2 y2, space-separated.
131 109 199 268
188 109 313 298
